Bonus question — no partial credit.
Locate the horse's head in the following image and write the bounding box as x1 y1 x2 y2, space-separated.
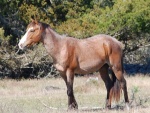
18 19 43 50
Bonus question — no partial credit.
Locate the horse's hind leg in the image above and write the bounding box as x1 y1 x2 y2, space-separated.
112 67 129 109
99 64 113 109
109 55 129 110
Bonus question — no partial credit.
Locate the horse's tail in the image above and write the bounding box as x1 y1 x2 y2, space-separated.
110 46 124 102
110 70 122 102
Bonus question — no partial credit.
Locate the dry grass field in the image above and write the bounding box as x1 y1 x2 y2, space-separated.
0 74 150 113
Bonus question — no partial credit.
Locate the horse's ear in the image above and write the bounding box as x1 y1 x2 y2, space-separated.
34 19 38 24
31 15 35 22
31 15 38 24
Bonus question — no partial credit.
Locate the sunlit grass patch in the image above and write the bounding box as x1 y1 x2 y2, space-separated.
0 75 149 113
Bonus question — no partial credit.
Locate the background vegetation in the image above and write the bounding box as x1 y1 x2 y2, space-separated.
0 0 150 78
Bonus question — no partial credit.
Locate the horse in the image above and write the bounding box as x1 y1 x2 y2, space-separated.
18 19 129 110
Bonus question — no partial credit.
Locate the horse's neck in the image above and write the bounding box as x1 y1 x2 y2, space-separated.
42 27 62 61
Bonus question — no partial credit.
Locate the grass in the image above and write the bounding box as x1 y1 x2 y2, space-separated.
0 74 150 113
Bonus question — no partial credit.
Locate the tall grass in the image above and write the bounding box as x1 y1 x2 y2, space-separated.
0 75 149 113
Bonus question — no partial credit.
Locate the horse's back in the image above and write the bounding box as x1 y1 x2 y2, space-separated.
76 34 123 54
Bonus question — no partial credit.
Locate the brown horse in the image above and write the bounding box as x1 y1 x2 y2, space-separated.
18 19 129 110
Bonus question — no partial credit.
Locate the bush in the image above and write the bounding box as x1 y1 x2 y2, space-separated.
57 0 150 39
0 27 12 45
0 0 150 78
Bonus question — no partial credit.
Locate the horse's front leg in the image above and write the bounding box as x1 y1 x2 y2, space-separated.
60 69 78 110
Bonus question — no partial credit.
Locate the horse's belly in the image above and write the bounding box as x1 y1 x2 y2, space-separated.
75 59 104 74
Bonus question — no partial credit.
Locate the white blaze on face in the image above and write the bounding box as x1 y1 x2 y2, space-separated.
18 27 34 50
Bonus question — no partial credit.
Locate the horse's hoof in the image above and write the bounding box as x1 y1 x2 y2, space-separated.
103 106 111 112
67 107 78 111
125 102 130 111
106 105 111 110
68 104 78 111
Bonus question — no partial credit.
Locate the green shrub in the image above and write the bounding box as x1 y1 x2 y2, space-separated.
0 27 12 45
19 3 53 27
56 0 150 39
